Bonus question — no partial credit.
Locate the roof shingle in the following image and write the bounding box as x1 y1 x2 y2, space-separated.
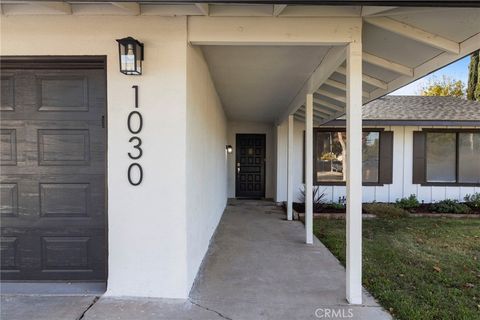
360 96 480 121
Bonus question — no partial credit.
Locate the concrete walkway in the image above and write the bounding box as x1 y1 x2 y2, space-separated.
1 201 391 320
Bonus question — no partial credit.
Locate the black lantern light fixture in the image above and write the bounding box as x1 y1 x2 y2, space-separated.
226 145 233 154
116 36 144 75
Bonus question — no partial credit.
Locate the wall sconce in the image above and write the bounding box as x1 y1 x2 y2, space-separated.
226 145 233 154
116 36 144 75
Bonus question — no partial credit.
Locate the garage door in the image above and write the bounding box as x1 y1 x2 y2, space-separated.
0 57 107 281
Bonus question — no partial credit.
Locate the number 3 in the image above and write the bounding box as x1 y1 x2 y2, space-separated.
128 137 143 160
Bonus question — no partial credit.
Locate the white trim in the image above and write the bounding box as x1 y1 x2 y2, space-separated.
316 88 346 104
287 115 294 221
364 17 460 54
362 52 413 77
305 94 314 245
188 17 361 45
110 2 140 15
324 79 370 98
336 66 388 90
313 98 345 113
195 3 209 16
273 4 287 16
346 41 363 305
360 6 397 16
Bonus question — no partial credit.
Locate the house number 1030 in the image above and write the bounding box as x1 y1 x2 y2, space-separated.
127 85 143 186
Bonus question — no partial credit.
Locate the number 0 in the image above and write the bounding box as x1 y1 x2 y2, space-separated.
128 111 143 134
128 163 143 186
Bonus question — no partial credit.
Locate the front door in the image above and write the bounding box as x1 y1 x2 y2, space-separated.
235 134 265 198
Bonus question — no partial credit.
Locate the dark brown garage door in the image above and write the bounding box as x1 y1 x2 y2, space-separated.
0 57 107 281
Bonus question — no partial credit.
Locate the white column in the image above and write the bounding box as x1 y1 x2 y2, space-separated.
346 41 363 305
287 115 294 221
305 94 313 244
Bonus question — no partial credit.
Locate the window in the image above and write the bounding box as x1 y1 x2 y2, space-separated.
458 133 480 183
426 133 456 183
413 130 480 185
310 129 392 185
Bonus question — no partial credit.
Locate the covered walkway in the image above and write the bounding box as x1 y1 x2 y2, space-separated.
188 200 391 319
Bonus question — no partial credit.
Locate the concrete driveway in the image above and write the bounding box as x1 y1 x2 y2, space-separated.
1 201 391 320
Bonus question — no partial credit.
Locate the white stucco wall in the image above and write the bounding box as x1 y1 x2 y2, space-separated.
1 15 191 298
275 120 480 203
186 45 227 288
227 121 275 199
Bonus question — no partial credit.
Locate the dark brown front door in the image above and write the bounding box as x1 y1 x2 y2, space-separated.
0 57 107 281
235 134 265 198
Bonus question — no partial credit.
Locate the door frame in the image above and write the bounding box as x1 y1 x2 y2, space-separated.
235 133 266 199
0 55 109 282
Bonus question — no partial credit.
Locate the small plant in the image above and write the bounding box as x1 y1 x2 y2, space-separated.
395 194 420 211
464 193 480 210
298 185 326 212
430 199 472 214
363 203 409 218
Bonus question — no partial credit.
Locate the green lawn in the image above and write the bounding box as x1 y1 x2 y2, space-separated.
313 217 480 320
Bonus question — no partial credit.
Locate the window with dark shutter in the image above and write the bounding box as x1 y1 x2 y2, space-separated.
415 129 480 186
304 128 394 186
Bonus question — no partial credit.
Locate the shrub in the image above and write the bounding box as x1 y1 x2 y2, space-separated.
363 203 409 218
325 202 345 210
464 193 480 210
298 185 326 212
430 199 472 214
395 194 420 211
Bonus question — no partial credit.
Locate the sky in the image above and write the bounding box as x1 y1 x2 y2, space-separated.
389 55 471 96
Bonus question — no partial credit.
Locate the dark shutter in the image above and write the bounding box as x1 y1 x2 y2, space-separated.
412 131 426 184
378 131 393 184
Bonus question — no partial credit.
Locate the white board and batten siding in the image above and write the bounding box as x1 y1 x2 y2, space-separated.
275 121 480 204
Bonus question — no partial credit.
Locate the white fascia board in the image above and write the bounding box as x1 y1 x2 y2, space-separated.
361 6 397 16
272 4 287 16
188 17 362 45
3 2 72 15
110 2 140 15
195 3 209 16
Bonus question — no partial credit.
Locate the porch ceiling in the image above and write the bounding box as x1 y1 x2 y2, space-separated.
201 45 331 122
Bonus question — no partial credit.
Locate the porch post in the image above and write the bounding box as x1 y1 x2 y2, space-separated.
305 94 313 244
287 115 294 221
346 41 363 304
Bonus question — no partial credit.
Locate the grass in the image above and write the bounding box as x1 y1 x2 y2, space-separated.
313 217 480 320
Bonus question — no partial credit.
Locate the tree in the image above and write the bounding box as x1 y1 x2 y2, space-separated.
419 75 465 98
467 50 480 101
